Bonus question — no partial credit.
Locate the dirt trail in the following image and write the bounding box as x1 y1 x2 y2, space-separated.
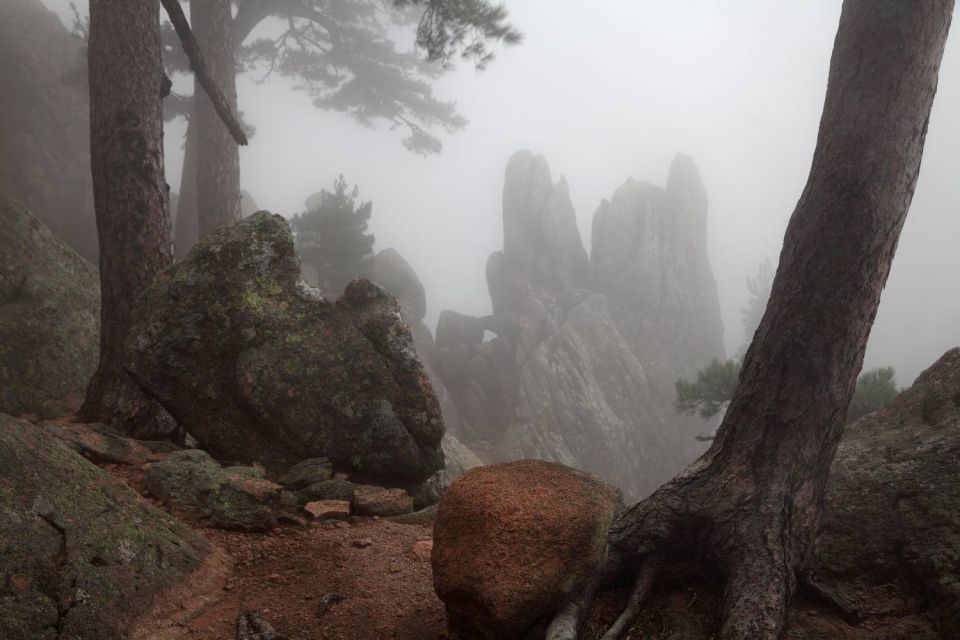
105 464 447 640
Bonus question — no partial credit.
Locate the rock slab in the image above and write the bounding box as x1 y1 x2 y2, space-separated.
0 194 99 418
0 414 224 640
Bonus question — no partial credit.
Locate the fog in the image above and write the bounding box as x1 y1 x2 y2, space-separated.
50 0 960 385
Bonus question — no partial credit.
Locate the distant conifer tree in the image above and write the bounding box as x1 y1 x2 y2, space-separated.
291 175 375 296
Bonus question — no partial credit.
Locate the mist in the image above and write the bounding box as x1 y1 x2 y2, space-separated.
5 1 960 637
43 0 960 385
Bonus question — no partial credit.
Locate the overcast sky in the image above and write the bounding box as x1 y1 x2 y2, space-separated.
50 1 960 385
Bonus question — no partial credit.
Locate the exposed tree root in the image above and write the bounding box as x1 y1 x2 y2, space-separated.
798 569 862 624
598 555 661 640
545 554 611 640
575 462 808 640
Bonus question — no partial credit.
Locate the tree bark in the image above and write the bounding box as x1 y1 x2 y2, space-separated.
173 0 242 252
81 0 179 438
174 112 199 258
585 2 954 639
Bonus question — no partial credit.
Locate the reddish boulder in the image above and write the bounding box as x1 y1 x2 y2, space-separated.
432 459 622 639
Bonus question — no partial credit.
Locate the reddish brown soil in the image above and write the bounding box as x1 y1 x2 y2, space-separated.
101 461 935 640
192 520 446 640
104 463 447 640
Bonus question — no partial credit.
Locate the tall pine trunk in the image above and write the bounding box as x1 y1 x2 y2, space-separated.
174 112 199 257
174 0 240 255
596 2 954 639
81 0 178 438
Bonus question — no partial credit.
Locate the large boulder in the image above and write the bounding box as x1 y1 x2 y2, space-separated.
432 460 623 639
814 347 960 634
0 414 227 640
126 212 444 482
0 0 97 263
373 248 427 322
0 194 99 418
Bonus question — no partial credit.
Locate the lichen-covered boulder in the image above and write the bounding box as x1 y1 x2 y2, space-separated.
815 347 960 634
144 449 292 532
126 212 444 482
0 414 226 640
0 194 99 418
432 459 623 639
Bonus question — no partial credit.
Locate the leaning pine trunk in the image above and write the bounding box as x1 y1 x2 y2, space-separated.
578 3 956 640
81 0 178 438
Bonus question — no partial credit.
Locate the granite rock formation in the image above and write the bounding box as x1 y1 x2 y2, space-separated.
429 151 725 497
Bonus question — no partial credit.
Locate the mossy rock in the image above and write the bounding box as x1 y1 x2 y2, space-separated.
298 479 358 503
0 413 217 640
126 212 444 482
145 449 286 531
0 194 98 418
277 457 333 490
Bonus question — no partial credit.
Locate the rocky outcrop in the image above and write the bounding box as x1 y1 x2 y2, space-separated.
430 152 724 497
591 155 724 383
814 347 960 635
0 414 226 640
489 151 590 313
0 194 99 418
126 212 444 483
0 0 97 263
501 293 670 491
432 460 622 640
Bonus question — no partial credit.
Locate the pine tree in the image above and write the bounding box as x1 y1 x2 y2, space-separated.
291 175 376 296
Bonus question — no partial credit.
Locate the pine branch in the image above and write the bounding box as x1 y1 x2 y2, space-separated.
160 0 249 146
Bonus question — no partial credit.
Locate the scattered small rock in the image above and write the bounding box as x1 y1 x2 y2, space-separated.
315 593 348 618
411 539 433 561
304 500 351 521
298 478 357 502
277 458 333 490
352 538 374 549
236 610 285 640
353 486 414 517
